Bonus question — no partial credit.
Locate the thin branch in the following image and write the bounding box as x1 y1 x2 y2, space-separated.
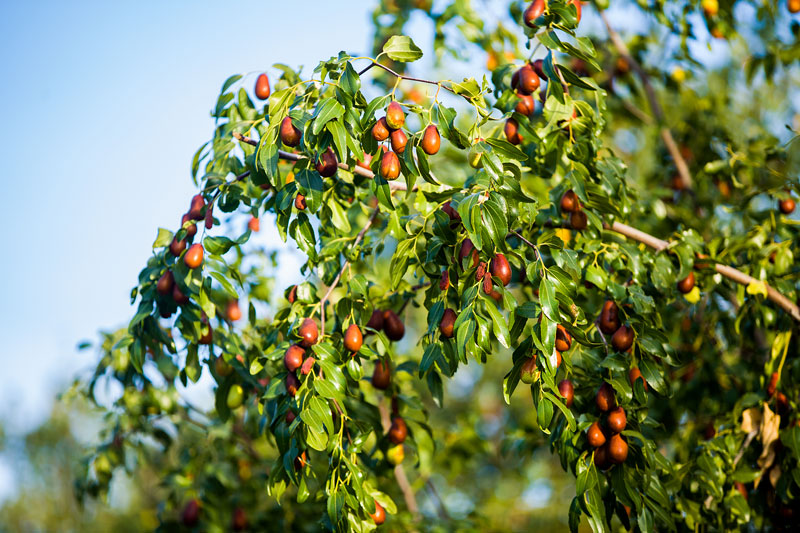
377 399 420 519
425 478 450 520
607 221 800 323
599 11 693 190
358 60 470 102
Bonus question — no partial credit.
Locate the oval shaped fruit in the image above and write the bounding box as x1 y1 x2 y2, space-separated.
555 324 572 352
300 356 316 375
701 0 719 16
421 124 441 155
226 384 244 409
299 318 319 347
790 0 800 14
248 216 260 232
157 270 174 295
459 238 480 268
169 237 186 257
280 116 302 147
491 254 512 286
389 129 408 154
504 117 523 145
389 416 408 444
532 59 547 80
439 270 451 291
357 151 373 170
766 371 779 397
182 499 200 527
558 379 574 407
385 101 405 130
383 310 405 341
372 117 391 141
607 406 627 433
599 300 620 335
386 443 404 465
370 500 386 525
344 324 363 353
380 150 401 180
284 344 305 372
173 284 189 305
594 443 610 469
596 383 616 412
285 373 300 396
204 204 214 230
184 243 204 269
294 194 306 210
523 0 546 28
608 434 628 464
181 213 198 239
677 272 695 293
611 325 634 352
570 209 588 230
287 285 297 304
232 507 248 532
569 0 582 23
315 147 338 177
199 321 213 344
587 421 606 448
629 367 648 391
560 190 578 213
515 66 540 95
441 201 461 222
372 361 391 390
254 73 270 100
366 309 384 332
482 272 502 300
188 194 205 221
226 300 242 322
515 93 536 116
520 355 539 384
440 308 457 338
215 356 233 377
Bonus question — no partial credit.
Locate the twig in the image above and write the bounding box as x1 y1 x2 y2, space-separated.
510 229 542 261
357 60 471 102
599 11 693 190
607 221 800 323
377 399 420 519
426 478 450 520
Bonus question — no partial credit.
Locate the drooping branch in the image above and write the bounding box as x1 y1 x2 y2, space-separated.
607 221 800 323
599 11 693 191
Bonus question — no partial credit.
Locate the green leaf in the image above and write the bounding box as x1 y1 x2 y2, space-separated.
312 99 345 135
484 299 510 348
539 277 558 321
382 35 423 62
152 228 173 249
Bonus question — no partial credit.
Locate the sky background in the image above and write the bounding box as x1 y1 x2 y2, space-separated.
0 0 744 504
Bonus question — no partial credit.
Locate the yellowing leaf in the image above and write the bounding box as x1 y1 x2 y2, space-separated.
555 228 571 243
741 407 761 433
684 286 701 303
746 280 768 298
755 403 781 488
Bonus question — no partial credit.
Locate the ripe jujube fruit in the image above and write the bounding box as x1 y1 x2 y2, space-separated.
315 147 338 177
790 0 800 13
372 117 391 141
372 361 391 390
173 284 189 305
169 237 186 256
439 270 451 291
532 59 547 80
226 300 242 322
504 118 523 145
441 201 461 222
287 285 297 304
607 406 627 433
385 101 405 130
388 416 408 444
295 194 306 210
440 308 456 338
370 501 386 525
513 65 540 95
555 324 572 352
248 216 260 232
596 383 616 412
182 499 200 527
515 93 536 116
587 421 606 448
199 321 213 344
779 198 795 214
677 272 695 293
188 194 205 220
558 379 574 407
298 318 319 347
366 309 384 332
280 116 302 147
490 253 512 286
560 190 578 213
520 355 538 384
380 150 401 180
357 152 372 170
611 325 634 352
254 73 270 100
184 243 204 269
156 270 174 295
570 209 587 230
594 444 610 470
459 238 480 268
629 367 648 391
523 0 546 28
608 434 628 464
300 356 316 375
421 124 441 155
390 129 408 154
343 324 363 353
204 204 214 229
383 310 405 341
766 371 779 397
284 344 305 372
599 300 620 335
285 373 300 396
181 213 198 239
482 273 502 301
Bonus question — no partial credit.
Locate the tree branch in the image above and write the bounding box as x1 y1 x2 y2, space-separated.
599 11 693 190
358 60 471 102
607 221 800 322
